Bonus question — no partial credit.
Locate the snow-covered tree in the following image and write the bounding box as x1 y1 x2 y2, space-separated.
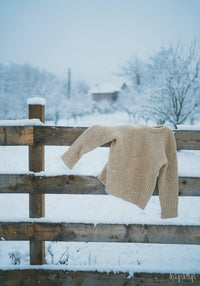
116 87 136 122
120 56 146 92
0 63 95 123
92 98 115 114
144 41 200 128
59 81 94 122
120 40 200 127
116 85 148 123
0 63 69 122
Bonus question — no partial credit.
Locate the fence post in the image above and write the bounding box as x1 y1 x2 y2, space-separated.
28 98 45 265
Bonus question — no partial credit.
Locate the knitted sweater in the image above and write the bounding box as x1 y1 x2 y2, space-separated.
61 124 179 219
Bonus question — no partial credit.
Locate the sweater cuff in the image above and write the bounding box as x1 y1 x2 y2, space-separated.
161 204 178 219
161 211 178 219
61 152 79 170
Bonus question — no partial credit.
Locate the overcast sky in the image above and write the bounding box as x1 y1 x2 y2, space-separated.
0 0 200 84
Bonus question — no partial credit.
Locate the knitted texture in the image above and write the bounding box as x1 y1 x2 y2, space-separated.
61 124 179 219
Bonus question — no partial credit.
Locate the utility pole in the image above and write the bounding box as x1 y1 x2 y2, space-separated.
67 68 71 98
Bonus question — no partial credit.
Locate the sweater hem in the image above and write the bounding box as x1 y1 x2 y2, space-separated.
105 188 149 210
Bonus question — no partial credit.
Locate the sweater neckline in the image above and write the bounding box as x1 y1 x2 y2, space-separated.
136 124 167 132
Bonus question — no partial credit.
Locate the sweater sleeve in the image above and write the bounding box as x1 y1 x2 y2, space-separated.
61 125 119 169
157 130 179 219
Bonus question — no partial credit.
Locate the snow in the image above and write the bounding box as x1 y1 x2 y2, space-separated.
0 119 44 126
177 124 200 130
0 194 199 226
0 146 199 177
177 150 200 177
27 97 46 106
0 243 199 275
90 83 121 93
0 115 200 274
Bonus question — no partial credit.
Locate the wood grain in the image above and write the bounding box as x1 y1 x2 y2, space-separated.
0 269 199 286
0 222 199 245
0 266 200 286
29 103 45 265
0 174 199 196
35 126 200 150
0 126 34 145
175 130 200 150
1 125 199 150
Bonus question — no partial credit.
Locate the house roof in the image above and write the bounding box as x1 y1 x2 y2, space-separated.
90 83 121 94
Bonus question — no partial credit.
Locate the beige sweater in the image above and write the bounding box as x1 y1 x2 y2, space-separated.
61 124 179 219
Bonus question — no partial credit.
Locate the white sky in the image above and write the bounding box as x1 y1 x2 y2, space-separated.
0 0 200 84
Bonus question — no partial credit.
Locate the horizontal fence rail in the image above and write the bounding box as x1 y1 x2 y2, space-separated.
1 222 200 244
1 125 200 149
0 174 200 196
1 269 199 286
0 126 34 145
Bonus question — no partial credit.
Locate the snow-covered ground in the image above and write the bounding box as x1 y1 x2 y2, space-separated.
0 112 200 275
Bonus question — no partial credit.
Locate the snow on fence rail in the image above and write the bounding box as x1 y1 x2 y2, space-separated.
1 124 200 149
0 99 200 285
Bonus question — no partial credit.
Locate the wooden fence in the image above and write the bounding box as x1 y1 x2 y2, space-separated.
0 101 200 285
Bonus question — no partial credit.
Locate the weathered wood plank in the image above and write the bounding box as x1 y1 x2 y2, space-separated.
175 130 200 150
0 269 199 286
0 126 34 145
29 106 45 218
179 177 200 195
0 174 34 193
0 174 105 194
35 126 200 149
34 174 106 194
0 222 199 244
29 103 45 265
30 239 45 266
34 126 89 146
1 125 200 149
0 174 199 196
0 222 34 240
